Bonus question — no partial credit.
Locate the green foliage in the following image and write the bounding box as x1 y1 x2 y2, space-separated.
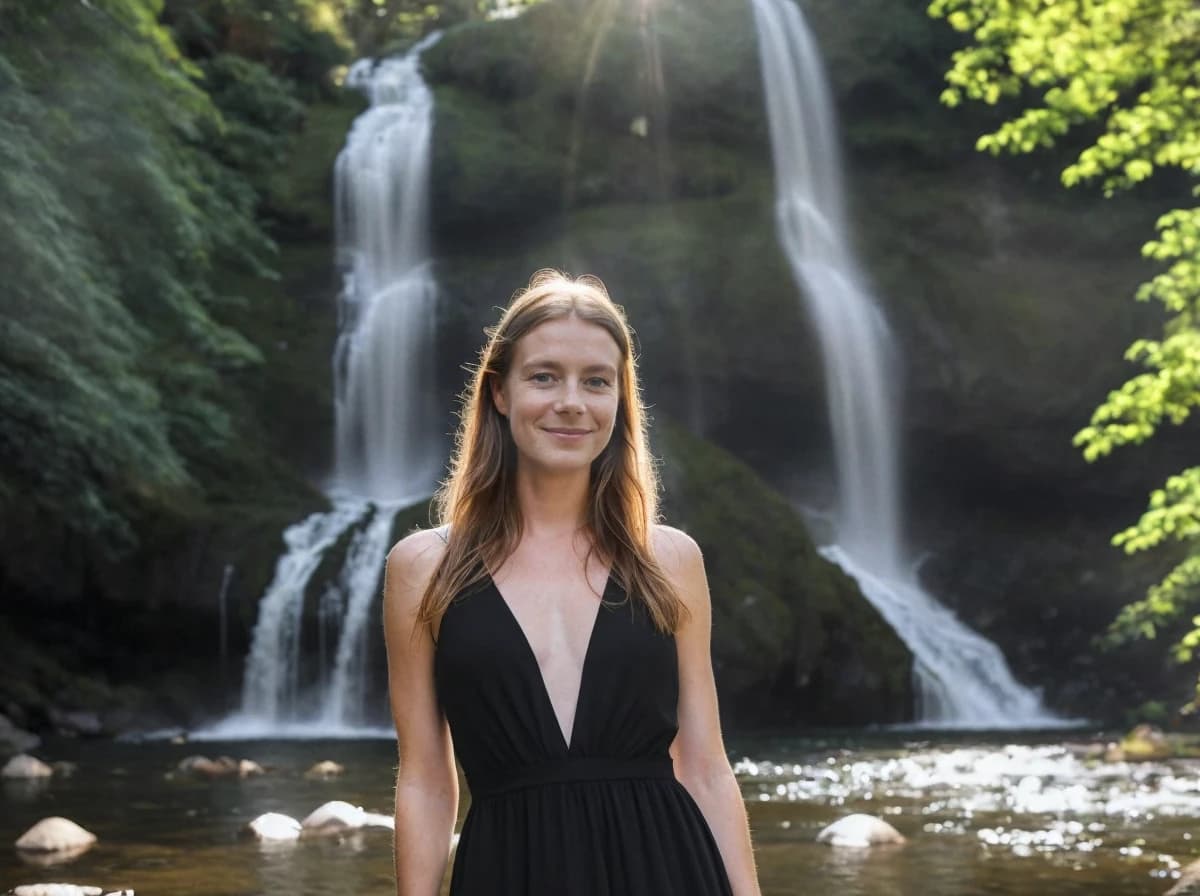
929 0 1200 706
163 0 349 96
0 0 328 556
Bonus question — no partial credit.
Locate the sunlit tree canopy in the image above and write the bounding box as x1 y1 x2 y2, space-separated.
929 0 1200 706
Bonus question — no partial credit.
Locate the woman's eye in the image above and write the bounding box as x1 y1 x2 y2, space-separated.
530 372 554 384
586 377 612 389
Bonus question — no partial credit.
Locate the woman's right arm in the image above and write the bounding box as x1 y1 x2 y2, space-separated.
383 529 458 896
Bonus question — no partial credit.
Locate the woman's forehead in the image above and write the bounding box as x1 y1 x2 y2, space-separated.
513 315 622 365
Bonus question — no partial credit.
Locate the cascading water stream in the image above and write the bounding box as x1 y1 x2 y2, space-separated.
750 0 1061 727
321 505 405 726
238 501 371 723
206 36 442 738
333 45 442 501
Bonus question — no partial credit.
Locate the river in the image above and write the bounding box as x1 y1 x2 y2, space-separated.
2 730 1192 894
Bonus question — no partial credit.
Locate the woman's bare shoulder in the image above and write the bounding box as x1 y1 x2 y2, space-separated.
650 524 704 585
385 527 448 608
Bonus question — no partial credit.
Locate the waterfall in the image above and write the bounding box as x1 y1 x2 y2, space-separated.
205 36 442 738
333 43 442 501
750 0 1060 727
238 501 371 724
320 504 404 726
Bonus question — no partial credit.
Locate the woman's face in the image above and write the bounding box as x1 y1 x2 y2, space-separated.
492 314 622 476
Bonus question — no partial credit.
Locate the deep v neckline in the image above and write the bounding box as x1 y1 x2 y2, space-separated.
486 569 611 754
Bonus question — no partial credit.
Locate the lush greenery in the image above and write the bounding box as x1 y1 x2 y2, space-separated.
928 0 1200 706
1 0 286 551
0 0 526 571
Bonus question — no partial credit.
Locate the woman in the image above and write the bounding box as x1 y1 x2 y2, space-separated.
383 269 761 895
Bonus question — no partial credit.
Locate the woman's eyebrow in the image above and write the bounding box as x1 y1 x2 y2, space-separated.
582 364 618 376
519 359 564 372
519 360 617 376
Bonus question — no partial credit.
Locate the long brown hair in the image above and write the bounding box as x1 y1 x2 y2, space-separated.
416 269 687 635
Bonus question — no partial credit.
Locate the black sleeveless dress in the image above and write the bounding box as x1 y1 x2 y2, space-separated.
433 571 735 895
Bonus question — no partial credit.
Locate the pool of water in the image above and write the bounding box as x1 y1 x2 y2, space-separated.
1 731 1192 894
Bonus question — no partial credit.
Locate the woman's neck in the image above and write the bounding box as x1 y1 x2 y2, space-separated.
513 466 590 541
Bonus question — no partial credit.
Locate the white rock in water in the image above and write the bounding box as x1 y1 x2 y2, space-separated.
3 754 54 779
816 814 906 848
301 800 365 834
360 811 395 830
244 813 301 841
237 759 265 778
15 817 98 853
9 886 130 896
304 760 344 779
177 755 237 778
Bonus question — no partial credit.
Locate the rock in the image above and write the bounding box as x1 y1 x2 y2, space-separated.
0 713 41 756
1167 857 1200 894
14 817 97 854
177 755 238 778
304 760 344 779
243 813 302 842
1120 724 1172 761
10 886 102 896
360 812 395 830
816 814 906 848
237 759 265 778
3 755 53 779
301 800 365 835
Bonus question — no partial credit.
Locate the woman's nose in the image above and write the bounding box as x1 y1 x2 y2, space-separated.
555 380 586 413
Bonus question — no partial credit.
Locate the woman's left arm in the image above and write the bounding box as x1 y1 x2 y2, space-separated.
657 526 762 896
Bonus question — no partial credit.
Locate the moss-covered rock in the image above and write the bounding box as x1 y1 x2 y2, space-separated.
267 94 367 238
657 421 913 727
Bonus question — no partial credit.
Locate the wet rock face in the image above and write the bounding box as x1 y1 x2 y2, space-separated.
0 714 40 757
46 708 103 737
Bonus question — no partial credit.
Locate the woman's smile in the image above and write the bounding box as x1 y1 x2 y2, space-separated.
543 427 591 439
